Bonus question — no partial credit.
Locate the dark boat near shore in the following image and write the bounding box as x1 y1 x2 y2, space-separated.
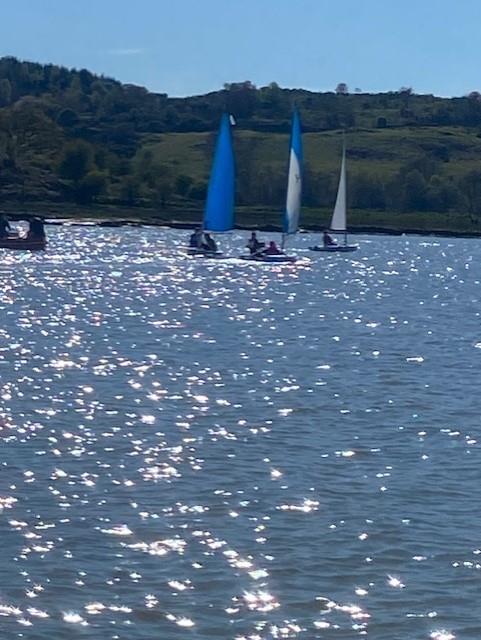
0 235 46 250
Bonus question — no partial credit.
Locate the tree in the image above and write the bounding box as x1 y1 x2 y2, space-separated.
58 141 92 183
120 175 141 205
460 170 481 217
262 81 284 110
175 174 193 197
156 177 173 208
57 108 79 127
303 166 334 207
189 181 207 201
335 83 349 95
401 155 438 181
402 169 427 211
350 173 386 210
4 134 17 169
75 170 107 203
0 79 12 106
425 175 462 212
225 81 258 118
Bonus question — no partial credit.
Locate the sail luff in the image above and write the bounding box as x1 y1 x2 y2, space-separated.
330 140 347 232
203 113 235 232
283 110 303 235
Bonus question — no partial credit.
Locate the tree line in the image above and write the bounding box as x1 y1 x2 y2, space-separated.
1 56 481 217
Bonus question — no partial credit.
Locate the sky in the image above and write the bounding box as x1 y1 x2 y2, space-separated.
1 0 481 98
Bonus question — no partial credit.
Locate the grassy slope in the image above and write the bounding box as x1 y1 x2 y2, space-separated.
125 125 481 235
137 125 481 183
8 120 481 235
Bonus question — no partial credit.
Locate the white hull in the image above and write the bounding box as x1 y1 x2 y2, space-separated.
309 244 358 253
187 247 224 258
240 253 297 263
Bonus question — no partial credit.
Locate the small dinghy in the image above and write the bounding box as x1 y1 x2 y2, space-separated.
241 111 303 264
187 247 223 258
0 222 46 251
240 252 297 263
0 236 46 251
186 113 234 258
309 137 358 253
310 243 357 253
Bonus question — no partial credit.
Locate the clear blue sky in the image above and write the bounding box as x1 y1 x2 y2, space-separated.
1 0 480 98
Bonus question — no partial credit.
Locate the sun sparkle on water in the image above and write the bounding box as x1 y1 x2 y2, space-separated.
0 227 477 638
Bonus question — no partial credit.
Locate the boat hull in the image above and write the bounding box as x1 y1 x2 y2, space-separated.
187 247 224 258
240 253 297 263
0 237 46 251
309 245 357 253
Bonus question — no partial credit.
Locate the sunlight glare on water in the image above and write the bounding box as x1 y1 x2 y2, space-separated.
0 225 480 638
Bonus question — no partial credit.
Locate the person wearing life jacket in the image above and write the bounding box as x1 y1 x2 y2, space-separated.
323 230 336 246
246 231 265 255
263 240 283 255
189 227 203 248
27 216 46 239
202 233 218 252
0 214 11 238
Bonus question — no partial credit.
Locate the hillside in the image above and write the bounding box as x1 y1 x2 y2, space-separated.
1 57 481 231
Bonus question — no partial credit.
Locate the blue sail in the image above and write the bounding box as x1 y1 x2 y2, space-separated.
203 113 235 232
283 110 303 234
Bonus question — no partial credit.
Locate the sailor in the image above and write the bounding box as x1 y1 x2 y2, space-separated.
28 216 46 239
203 233 217 252
246 231 265 255
263 240 283 255
323 230 336 246
189 227 203 248
0 213 11 238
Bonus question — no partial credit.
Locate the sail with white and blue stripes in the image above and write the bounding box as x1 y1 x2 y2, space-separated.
283 110 303 235
204 113 235 232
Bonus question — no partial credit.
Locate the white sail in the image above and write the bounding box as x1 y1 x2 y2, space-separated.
330 144 347 232
285 148 302 234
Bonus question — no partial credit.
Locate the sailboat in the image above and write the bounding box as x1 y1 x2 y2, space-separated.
242 110 301 263
309 136 358 253
187 113 235 258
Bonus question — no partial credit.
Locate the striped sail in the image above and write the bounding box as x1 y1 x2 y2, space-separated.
330 142 347 232
283 110 303 235
204 113 235 232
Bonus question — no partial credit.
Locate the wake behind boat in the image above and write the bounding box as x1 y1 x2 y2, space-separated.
310 137 358 253
187 113 235 258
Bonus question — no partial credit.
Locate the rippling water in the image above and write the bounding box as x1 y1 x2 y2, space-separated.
1 225 481 639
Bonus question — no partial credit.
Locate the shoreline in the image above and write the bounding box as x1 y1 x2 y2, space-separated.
2 202 481 240
47 218 481 239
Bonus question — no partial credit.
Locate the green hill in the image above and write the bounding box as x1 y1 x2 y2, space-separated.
1 57 481 232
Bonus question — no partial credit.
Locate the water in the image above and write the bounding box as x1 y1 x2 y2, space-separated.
0 226 479 639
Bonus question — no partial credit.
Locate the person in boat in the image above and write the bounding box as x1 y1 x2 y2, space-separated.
323 230 336 247
246 231 265 255
0 214 11 238
263 240 283 255
27 216 46 240
189 227 203 248
202 233 218 253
